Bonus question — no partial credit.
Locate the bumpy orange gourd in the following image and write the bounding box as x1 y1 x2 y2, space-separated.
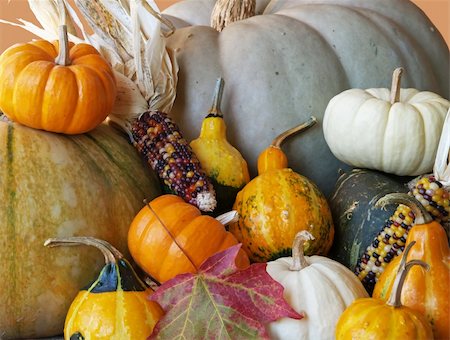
336 241 433 340
373 193 450 340
128 194 250 283
230 117 334 262
0 25 116 134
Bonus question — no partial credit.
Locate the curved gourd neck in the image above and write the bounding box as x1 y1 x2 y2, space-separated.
375 193 433 225
386 241 429 308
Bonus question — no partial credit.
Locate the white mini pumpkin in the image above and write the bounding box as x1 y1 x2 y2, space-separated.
266 231 368 340
323 68 450 176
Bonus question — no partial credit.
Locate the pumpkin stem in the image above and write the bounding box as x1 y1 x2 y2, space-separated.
208 78 225 118
289 230 315 271
375 193 433 224
211 0 256 32
216 210 239 225
387 241 429 307
390 67 404 104
44 236 122 265
54 25 71 66
271 116 317 148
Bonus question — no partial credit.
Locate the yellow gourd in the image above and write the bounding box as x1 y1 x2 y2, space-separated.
45 237 163 339
336 241 433 340
230 117 335 262
190 78 250 213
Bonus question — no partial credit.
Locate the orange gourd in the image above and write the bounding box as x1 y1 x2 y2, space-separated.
373 193 449 340
230 117 334 262
128 194 250 283
0 24 116 134
336 241 433 339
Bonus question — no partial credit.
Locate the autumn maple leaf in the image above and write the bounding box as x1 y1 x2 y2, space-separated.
148 244 302 339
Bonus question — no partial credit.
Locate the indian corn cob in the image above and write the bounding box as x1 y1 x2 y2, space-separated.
355 175 449 293
132 111 217 212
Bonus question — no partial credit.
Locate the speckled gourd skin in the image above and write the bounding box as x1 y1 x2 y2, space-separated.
229 168 334 262
0 121 161 339
163 0 449 197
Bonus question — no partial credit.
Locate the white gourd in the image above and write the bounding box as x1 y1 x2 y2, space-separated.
323 68 450 176
266 231 368 340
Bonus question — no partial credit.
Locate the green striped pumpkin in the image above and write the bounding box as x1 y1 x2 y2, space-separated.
0 119 161 339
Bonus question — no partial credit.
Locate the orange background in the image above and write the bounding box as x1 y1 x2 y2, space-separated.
0 0 448 52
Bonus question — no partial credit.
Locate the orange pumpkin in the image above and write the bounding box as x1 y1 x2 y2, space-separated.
0 25 116 134
128 194 250 283
230 117 334 262
373 193 450 340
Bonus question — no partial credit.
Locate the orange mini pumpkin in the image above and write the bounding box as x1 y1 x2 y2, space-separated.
128 194 250 283
0 25 116 134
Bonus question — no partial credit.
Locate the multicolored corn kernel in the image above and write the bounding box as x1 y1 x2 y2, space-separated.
355 175 449 293
131 111 216 212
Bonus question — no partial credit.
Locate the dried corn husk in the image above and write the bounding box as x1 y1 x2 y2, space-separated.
434 109 450 188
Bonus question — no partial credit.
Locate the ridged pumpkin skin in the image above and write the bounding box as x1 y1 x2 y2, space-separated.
0 120 161 339
128 194 250 283
373 222 450 340
323 86 450 176
328 169 411 271
0 39 116 134
267 238 368 340
335 298 433 339
230 169 334 262
163 0 449 197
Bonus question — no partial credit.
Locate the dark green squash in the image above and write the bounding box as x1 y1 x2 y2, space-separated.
328 169 412 271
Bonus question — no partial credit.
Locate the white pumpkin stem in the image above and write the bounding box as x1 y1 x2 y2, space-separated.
387 241 429 307
375 193 433 225
211 0 256 32
44 236 123 265
271 116 317 148
290 230 315 271
208 78 225 117
390 67 404 104
215 210 239 225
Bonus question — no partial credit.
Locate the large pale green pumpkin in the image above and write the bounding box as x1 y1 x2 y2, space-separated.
163 0 449 196
0 119 161 339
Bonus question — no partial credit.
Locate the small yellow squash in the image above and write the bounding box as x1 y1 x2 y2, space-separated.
336 241 433 340
45 236 163 339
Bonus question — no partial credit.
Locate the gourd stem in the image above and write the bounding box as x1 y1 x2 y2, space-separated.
208 78 225 118
289 230 315 271
44 236 123 265
211 0 256 32
216 210 239 225
271 116 317 148
387 241 429 307
54 25 71 66
390 67 404 104
375 193 433 224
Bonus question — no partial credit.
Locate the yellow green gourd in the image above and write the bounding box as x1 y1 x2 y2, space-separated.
229 117 335 262
44 236 163 339
190 78 250 214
